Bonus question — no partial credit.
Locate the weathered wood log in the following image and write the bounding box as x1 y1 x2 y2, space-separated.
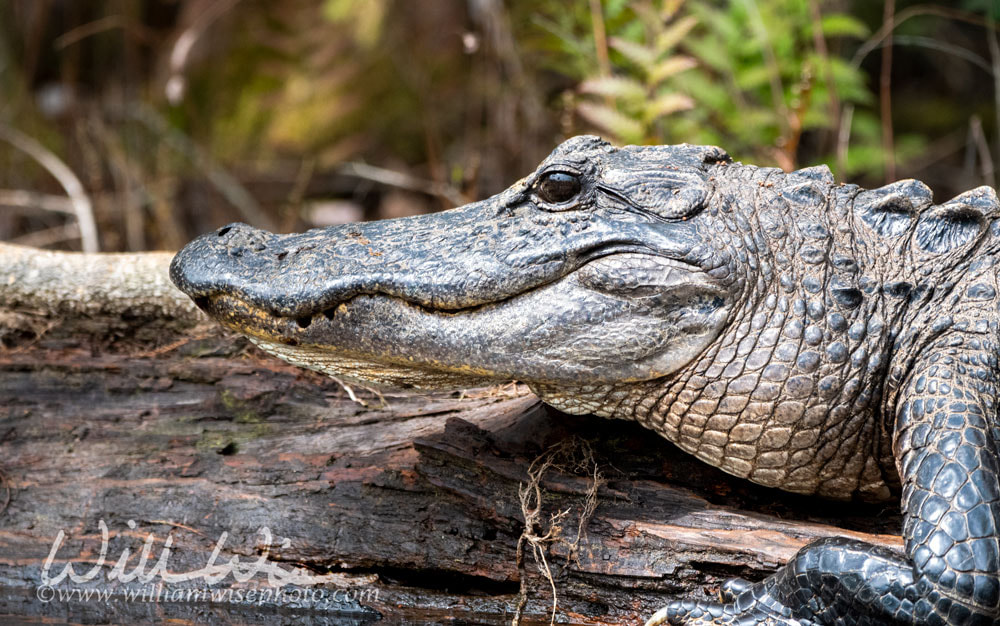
0 243 904 624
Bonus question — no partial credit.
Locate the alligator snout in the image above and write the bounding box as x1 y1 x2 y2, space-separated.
170 222 280 309
170 196 589 321
171 218 409 318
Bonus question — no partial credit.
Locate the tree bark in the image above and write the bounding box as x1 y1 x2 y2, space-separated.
0 243 903 625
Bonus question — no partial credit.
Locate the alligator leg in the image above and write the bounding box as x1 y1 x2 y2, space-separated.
649 344 1000 625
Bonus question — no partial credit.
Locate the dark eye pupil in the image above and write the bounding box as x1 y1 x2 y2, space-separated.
538 172 581 204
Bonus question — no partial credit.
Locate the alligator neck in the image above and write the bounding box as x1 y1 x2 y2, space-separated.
535 179 907 501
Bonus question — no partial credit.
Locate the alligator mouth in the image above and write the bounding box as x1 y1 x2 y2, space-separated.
193 286 535 390
199 252 725 389
175 212 727 389
193 249 705 342
193 290 512 341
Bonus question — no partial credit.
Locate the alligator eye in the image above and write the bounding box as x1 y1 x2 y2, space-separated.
536 171 582 204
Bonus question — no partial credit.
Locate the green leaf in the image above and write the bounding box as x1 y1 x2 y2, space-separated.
649 55 698 85
684 33 732 73
733 64 771 91
630 3 660 29
850 110 884 142
661 0 686 21
825 56 874 105
673 72 730 110
656 15 699 54
579 76 647 102
576 102 644 144
322 0 386 48
609 37 657 70
604 0 631 19
644 92 694 121
896 132 929 163
800 105 831 130
844 143 885 177
687 2 741 46
819 14 870 39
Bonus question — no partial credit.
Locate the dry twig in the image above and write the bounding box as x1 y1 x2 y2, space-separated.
0 189 75 214
967 116 996 188
10 223 82 249
512 438 603 626
337 161 467 208
807 0 841 175
0 125 98 252
880 0 896 182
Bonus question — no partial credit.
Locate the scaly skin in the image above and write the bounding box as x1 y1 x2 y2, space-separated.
170 136 1000 624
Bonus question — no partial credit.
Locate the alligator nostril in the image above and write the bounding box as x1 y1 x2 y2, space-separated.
218 226 232 237
295 316 312 329
322 309 336 320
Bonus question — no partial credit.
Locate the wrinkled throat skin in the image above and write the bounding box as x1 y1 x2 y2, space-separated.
170 135 738 394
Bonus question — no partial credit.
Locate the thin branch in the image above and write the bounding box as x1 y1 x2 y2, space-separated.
969 116 996 188
54 14 157 49
808 0 841 176
849 4 1000 183
589 0 611 78
0 189 75 214
9 223 81 249
851 3 1000 70
0 125 98 252
21 0 51 89
880 0 896 182
86 112 150 251
166 0 244 103
741 0 789 141
337 162 467 208
890 35 993 73
988 14 1000 178
835 104 853 179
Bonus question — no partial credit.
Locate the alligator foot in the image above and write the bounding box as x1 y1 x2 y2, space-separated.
645 579 803 626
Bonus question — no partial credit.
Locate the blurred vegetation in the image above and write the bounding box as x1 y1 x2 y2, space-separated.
0 0 997 252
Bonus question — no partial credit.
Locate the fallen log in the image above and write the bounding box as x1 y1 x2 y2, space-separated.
0 243 903 625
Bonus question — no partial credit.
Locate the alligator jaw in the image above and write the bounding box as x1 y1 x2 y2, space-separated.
189 290 509 389
187 250 727 390
246 336 501 390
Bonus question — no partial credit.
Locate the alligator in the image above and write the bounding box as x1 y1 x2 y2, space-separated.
170 135 1000 625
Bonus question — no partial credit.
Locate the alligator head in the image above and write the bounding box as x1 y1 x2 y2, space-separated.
170 135 741 396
